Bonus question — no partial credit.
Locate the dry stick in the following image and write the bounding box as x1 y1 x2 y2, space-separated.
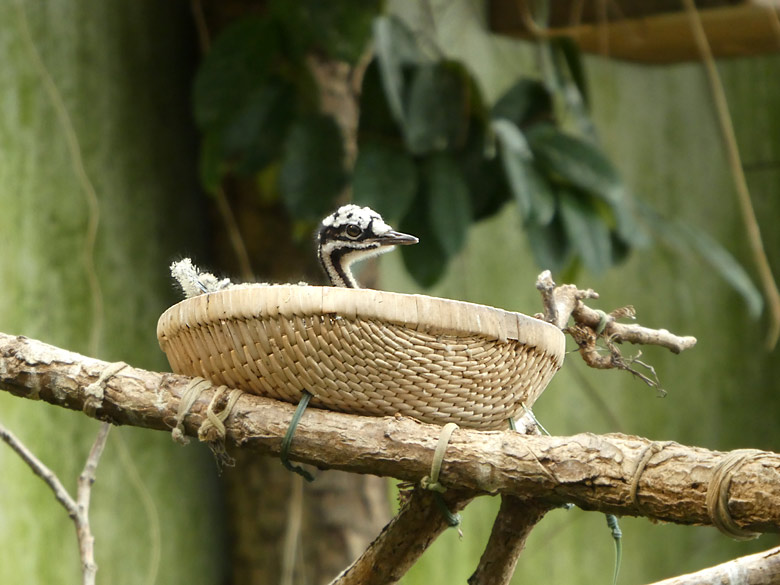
645 544 780 585
330 489 473 585
75 423 111 584
536 271 697 353
0 420 110 585
467 496 552 585
682 0 780 349
2 332 779 534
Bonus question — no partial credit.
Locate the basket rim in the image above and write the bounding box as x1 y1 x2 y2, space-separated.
157 285 565 364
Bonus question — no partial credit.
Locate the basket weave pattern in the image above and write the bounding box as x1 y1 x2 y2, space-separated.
158 286 565 430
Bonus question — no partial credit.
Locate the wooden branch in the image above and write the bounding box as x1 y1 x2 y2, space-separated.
536 270 599 330
536 270 697 354
330 488 473 585
467 496 552 585
75 422 110 585
646 545 780 585
0 418 110 585
1 331 779 535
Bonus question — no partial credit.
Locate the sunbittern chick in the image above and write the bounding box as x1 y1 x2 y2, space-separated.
317 205 418 289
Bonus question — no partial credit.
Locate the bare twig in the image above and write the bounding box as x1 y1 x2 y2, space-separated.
536 270 695 393
646 545 780 585
536 270 697 354
536 270 599 330
0 423 77 512
75 422 111 584
0 420 110 585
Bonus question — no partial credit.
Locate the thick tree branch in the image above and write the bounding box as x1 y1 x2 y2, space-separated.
467 496 552 585
1 331 779 536
330 488 473 585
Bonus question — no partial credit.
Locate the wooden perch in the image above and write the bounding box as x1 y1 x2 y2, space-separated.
1 331 778 537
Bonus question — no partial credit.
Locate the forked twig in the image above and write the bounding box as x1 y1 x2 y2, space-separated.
536 270 696 393
0 421 111 585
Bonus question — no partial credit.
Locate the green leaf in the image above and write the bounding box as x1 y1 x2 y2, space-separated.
352 142 417 221
399 195 449 287
491 79 553 128
610 186 650 247
551 37 589 108
358 60 403 140
526 214 571 274
492 119 555 225
270 0 382 64
641 207 763 318
528 125 621 200
559 190 612 275
279 114 347 220
528 126 648 248
423 154 472 256
192 17 282 131
456 117 511 221
373 15 426 125
198 130 224 194
221 81 295 174
404 61 471 154
610 230 632 266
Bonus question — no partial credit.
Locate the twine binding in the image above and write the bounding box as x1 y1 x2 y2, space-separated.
706 449 764 540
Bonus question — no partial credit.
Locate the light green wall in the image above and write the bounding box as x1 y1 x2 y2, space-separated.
0 2 225 583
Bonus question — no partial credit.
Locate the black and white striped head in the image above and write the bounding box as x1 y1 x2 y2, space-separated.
317 205 418 288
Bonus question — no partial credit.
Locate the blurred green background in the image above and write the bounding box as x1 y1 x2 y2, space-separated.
0 1 778 584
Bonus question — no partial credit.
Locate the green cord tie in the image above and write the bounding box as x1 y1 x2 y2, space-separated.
594 309 610 335
280 391 315 482
420 422 462 532
606 514 622 585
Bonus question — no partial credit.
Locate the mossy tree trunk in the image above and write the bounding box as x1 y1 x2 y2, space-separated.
0 2 226 583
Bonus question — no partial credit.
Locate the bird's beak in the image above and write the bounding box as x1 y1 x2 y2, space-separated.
377 230 419 246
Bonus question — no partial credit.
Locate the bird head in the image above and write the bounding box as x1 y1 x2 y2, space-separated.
317 204 418 288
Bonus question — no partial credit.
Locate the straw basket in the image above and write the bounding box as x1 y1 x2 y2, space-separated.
157 285 565 430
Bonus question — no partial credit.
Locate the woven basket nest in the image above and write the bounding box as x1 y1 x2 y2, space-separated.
157 285 565 430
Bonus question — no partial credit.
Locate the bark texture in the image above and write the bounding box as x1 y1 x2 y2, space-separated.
646 545 780 585
467 497 552 585
2 331 779 537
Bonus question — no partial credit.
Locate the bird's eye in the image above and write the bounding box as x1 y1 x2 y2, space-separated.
345 224 362 239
